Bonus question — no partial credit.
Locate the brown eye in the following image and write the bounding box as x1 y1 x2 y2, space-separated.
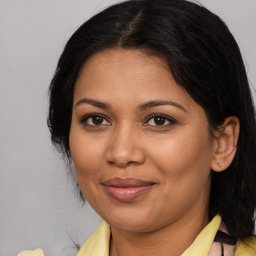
154 116 166 125
82 114 111 126
91 116 104 125
145 115 175 127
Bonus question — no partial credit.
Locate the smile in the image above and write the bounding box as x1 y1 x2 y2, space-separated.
102 177 155 202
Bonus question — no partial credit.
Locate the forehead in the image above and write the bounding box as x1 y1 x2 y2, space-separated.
73 48 194 110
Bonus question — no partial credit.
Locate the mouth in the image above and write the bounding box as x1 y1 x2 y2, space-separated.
102 177 156 202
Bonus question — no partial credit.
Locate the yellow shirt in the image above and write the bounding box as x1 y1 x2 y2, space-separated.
17 215 256 256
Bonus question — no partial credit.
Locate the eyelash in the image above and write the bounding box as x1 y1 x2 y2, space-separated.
144 114 177 127
80 113 177 128
80 114 111 127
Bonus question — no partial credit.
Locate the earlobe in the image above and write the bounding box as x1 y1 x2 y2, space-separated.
211 116 240 172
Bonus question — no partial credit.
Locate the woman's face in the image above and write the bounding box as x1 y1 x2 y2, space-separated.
69 49 217 232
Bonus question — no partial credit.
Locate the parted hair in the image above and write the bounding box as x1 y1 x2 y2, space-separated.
48 0 256 241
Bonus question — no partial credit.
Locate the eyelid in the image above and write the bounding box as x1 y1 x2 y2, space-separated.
79 113 177 127
143 114 177 126
80 113 111 126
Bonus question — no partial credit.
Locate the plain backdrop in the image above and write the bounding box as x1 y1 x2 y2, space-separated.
0 0 255 255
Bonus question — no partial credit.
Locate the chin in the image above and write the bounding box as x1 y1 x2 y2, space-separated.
110 220 153 233
101 209 162 233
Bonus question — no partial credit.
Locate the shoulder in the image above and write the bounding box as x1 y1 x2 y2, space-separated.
17 248 45 256
235 237 256 256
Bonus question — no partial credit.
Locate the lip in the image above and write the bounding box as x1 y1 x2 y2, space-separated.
102 177 155 202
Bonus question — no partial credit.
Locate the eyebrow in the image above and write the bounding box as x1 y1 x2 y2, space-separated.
75 98 186 112
75 98 110 109
138 100 187 112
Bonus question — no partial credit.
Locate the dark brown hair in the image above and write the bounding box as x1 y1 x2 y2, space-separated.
48 0 256 241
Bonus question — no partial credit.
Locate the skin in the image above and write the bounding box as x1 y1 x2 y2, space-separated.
69 48 239 256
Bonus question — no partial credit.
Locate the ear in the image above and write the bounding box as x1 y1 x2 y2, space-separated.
211 116 240 172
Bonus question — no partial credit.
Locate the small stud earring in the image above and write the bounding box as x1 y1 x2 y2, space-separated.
218 163 221 167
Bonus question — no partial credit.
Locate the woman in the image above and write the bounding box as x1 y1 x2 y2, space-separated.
18 0 256 255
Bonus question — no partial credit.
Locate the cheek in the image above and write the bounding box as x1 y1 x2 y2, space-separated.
149 126 214 184
69 130 105 209
69 123 103 184
147 129 213 215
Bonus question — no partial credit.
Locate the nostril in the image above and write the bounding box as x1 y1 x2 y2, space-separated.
104 131 146 167
106 157 134 168
108 160 140 168
105 148 145 167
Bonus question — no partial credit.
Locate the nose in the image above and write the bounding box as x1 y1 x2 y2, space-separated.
105 124 146 168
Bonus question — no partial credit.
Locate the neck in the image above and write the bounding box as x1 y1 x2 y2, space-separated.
110 209 209 256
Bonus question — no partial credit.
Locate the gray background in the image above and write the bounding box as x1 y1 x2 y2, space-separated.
0 0 255 255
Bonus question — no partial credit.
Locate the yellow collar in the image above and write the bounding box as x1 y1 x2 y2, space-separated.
17 214 256 256
77 215 222 256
